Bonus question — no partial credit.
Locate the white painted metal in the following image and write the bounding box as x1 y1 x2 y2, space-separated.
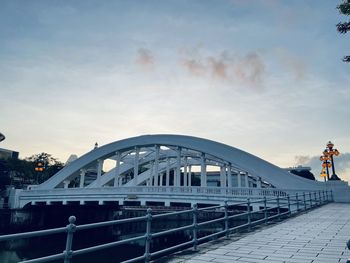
133 147 139 186
201 153 207 187
79 169 85 188
96 159 103 187
114 151 121 187
14 186 312 209
20 133 333 211
166 158 170 186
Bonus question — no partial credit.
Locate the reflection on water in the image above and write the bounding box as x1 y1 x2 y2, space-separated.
0 206 195 263
0 206 246 263
0 251 20 263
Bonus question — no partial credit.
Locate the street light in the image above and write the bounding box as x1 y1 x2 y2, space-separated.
319 167 328 182
35 159 45 184
326 141 340 181
319 150 331 181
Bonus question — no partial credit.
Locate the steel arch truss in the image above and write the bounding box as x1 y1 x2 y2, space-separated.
35 135 323 191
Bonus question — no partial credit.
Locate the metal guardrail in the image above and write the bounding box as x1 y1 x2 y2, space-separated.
0 190 333 263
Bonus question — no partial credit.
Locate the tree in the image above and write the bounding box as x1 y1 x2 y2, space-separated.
0 158 35 189
337 0 350 62
0 152 64 189
25 153 64 183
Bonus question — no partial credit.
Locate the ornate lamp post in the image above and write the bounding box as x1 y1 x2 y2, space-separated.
35 159 45 184
319 167 328 182
326 141 340 181
319 150 331 181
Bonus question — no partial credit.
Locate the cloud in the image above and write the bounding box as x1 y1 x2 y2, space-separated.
181 49 266 88
294 155 312 166
234 52 265 85
182 58 205 76
275 48 306 81
208 56 228 79
135 48 155 69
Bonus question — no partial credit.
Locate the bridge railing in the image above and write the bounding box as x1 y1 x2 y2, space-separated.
0 190 333 263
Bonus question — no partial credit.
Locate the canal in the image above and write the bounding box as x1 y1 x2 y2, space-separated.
0 204 253 263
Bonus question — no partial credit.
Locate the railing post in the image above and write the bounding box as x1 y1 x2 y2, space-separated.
331 190 334 202
303 192 306 211
309 192 312 208
277 195 280 220
247 198 251 231
264 196 268 224
314 192 317 206
192 204 198 251
318 191 321 205
63 216 76 263
144 208 152 263
322 190 325 204
296 193 299 212
287 195 291 216
224 201 229 238
325 190 329 202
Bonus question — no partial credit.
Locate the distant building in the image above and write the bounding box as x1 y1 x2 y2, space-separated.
65 154 78 166
284 166 315 181
284 166 312 173
0 148 19 160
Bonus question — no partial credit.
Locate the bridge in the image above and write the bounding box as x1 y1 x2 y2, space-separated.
9 134 347 209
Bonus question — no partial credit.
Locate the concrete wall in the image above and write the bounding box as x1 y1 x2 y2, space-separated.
325 181 350 203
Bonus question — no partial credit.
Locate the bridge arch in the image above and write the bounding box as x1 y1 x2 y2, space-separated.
36 134 323 191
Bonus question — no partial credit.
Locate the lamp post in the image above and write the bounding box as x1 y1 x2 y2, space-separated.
319 168 327 182
319 150 331 181
326 141 340 181
35 159 45 184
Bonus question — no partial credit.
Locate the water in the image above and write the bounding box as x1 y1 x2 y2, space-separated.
0 205 259 263
0 206 215 263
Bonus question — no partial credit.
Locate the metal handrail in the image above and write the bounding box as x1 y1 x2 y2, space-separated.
0 190 332 263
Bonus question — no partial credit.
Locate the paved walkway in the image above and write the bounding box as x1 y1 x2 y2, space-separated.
165 203 350 263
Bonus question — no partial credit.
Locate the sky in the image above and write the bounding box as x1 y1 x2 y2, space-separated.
0 0 349 181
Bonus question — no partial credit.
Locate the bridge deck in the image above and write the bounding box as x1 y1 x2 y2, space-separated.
165 203 350 263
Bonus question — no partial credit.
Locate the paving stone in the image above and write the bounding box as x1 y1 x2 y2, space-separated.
160 204 350 263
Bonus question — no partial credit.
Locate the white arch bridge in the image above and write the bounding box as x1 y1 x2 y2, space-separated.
9 134 328 209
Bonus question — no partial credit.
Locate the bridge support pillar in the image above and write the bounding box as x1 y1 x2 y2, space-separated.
227 165 232 188
160 173 163 186
154 145 160 186
184 157 188 187
220 166 226 187
176 147 181 186
188 165 192 186
149 161 154 186
166 158 170 186
134 147 139 186
96 159 103 187
201 153 207 187
79 169 86 188
80 200 85 205
63 180 70 189
245 173 249 188
238 172 242 187
114 151 121 187
257 177 262 188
